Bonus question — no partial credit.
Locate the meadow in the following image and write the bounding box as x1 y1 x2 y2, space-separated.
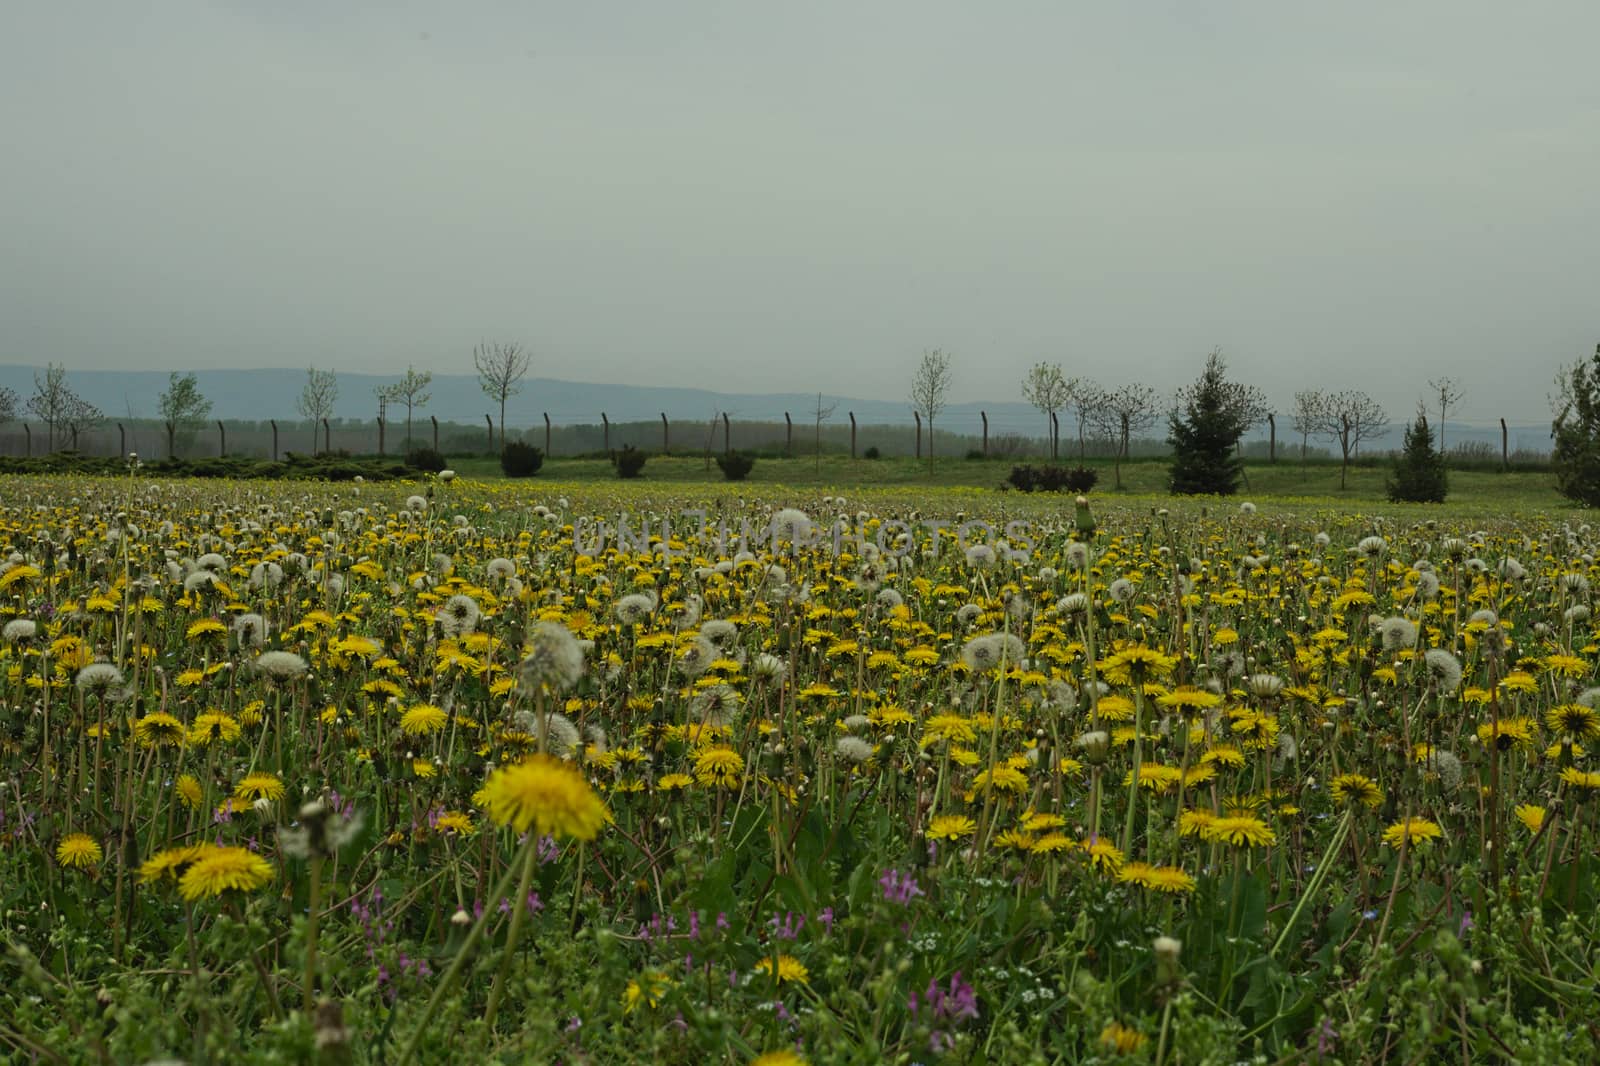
1 470 1597 1064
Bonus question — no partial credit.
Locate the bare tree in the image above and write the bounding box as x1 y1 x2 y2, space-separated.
908 348 954 468
381 365 433 450
1021 361 1076 459
1291 389 1327 464
1070 378 1102 461
1428 376 1464 455
1086 382 1159 488
297 367 339 453
26 363 77 451
0 386 18 426
1309 389 1388 489
812 392 837 474
475 342 531 452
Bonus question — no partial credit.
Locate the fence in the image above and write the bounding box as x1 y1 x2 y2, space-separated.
0 410 1551 465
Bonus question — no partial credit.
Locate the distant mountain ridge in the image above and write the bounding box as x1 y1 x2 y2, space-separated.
0 364 1552 453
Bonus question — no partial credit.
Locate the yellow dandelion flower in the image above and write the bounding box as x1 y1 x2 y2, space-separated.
926 814 976 841
693 747 744 788
1513 804 1544 833
1382 818 1443 848
1559 767 1600 790
480 755 612 840
753 955 809 984
400 703 449 736
56 833 102 869
622 970 674 1013
178 846 274 901
233 772 284 802
1329 773 1383 809
1202 816 1276 848
1099 1022 1147 1054
175 774 203 810
1082 838 1125 873
1547 704 1600 740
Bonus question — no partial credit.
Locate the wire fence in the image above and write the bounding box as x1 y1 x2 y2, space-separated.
0 409 1553 464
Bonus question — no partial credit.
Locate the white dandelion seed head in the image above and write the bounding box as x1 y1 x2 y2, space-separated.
834 736 874 764
676 637 716 678
253 651 309 683
1378 616 1418 651
518 622 586 692
3 619 38 642
615 593 657 626
232 613 268 647
1423 648 1463 691
75 661 126 693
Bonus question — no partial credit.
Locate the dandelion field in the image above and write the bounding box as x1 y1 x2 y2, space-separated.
2 474 1598 1065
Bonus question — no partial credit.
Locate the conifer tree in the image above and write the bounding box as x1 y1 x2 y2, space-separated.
1168 352 1252 495
1387 406 1448 503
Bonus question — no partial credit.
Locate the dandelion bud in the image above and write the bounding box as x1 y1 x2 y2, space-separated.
451 908 472 926
1075 730 1111 766
1153 935 1182 987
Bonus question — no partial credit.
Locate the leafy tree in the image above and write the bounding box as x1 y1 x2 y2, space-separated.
0 386 17 425
382 365 433 449
297 367 339 453
908 348 953 468
1551 344 1600 507
1168 351 1249 495
1387 406 1448 503
158 372 213 456
1020 362 1076 459
474 342 530 453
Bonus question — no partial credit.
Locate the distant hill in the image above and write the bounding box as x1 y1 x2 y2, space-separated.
0 364 1552 454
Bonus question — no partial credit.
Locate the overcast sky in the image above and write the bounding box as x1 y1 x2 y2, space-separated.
3 1 1595 427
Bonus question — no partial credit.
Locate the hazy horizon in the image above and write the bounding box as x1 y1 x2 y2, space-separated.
4 2 1596 427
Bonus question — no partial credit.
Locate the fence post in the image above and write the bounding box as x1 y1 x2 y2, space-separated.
322 418 331 454
1268 413 1276 463
1501 418 1508 471
485 414 494 452
849 412 856 459
270 420 278 460
431 415 439 451
218 420 227 457
914 411 922 459
23 424 30 457
378 416 386 457
784 412 792 456
544 412 551 456
722 412 731 455
661 412 669 454
980 411 988 458
165 421 176 459
71 426 78 450
1050 412 1060 460
602 412 610 454
118 423 126 457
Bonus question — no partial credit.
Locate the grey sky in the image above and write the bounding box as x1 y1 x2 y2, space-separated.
3 1 1596 429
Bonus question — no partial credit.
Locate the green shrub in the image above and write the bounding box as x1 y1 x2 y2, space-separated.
613 445 647 479
714 451 755 481
406 447 447 474
500 441 545 478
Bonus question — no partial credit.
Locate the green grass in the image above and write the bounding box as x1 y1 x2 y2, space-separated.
445 452 1574 510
